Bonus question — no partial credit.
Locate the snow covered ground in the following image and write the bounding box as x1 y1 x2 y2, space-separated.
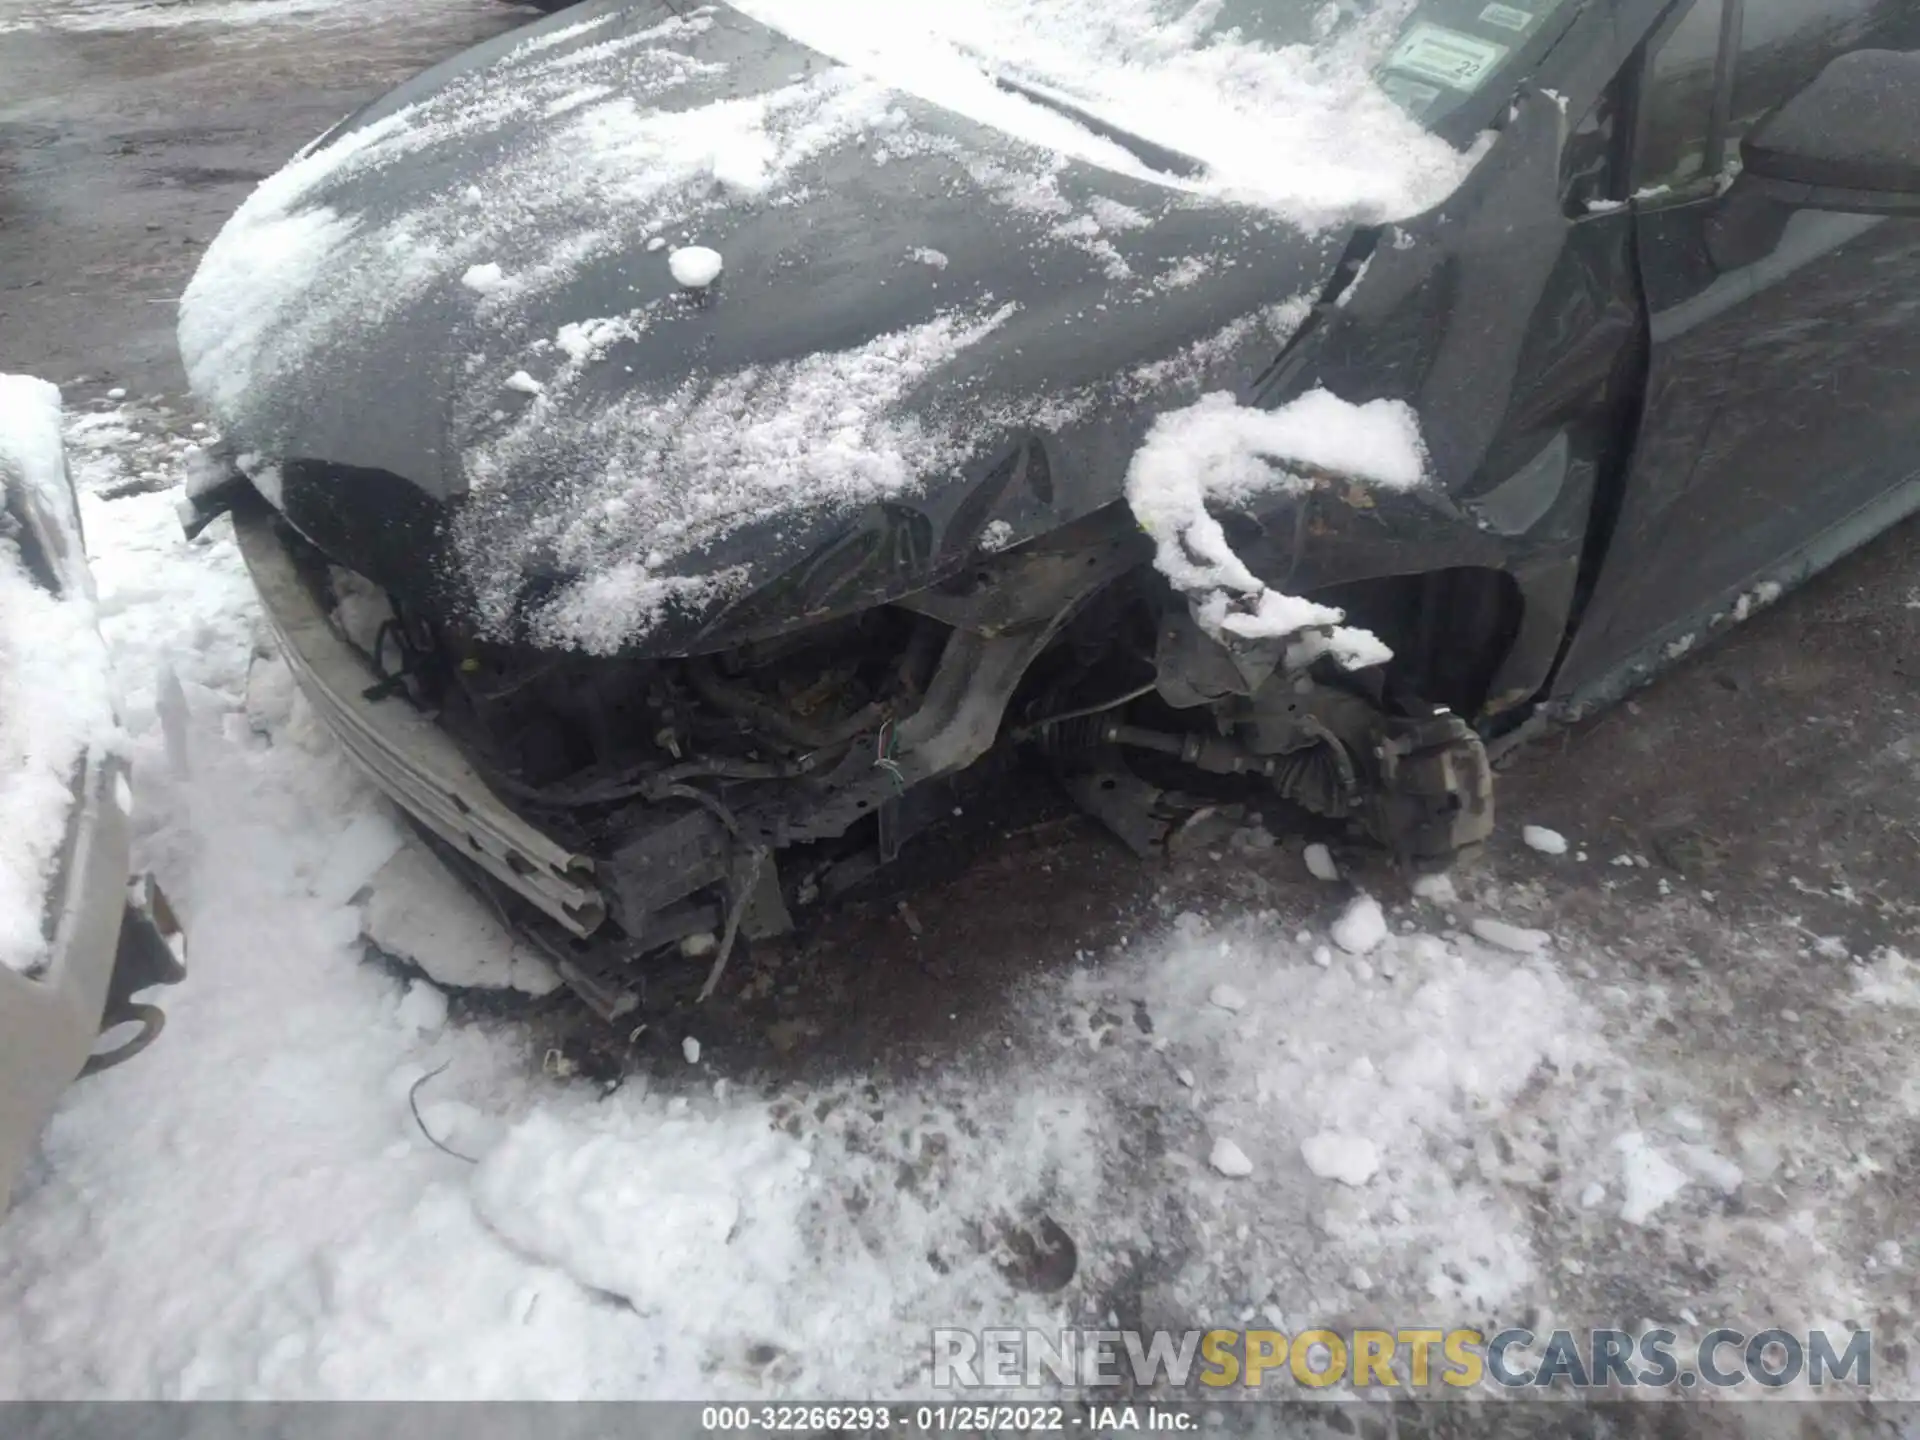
1 393 1916 1403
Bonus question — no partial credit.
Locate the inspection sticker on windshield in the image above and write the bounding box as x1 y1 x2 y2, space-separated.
1478 3 1536 32
1386 22 1510 92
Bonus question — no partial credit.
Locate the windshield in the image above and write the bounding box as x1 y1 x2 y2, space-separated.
1369 0 1575 128
729 0 1571 231
1200 0 1576 129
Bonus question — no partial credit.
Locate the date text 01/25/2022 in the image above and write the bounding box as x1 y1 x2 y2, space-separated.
698 1404 1193 1432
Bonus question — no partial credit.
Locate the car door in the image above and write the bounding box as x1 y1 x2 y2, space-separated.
1552 0 1920 708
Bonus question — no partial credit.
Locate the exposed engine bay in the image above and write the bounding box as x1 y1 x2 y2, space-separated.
253 500 1492 1021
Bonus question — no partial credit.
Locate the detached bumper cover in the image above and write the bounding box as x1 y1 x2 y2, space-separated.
233 508 606 937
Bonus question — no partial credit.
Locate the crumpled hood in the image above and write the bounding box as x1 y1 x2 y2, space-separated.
179 0 1468 655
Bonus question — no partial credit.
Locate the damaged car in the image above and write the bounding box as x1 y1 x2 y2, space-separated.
178 0 1920 1017
2 376 186 1207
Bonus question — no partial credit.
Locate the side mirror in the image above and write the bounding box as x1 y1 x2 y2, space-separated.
1742 50 1920 201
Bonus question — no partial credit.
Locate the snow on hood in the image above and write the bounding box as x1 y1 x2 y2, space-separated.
466 304 1021 652
0 376 120 975
181 0 1471 406
178 7 759 431
179 0 1487 652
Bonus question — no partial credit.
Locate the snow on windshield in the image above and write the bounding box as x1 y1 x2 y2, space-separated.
727 0 1481 224
0 376 120 976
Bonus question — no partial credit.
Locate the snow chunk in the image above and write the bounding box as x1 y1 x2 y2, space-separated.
362 842 562 996
310 809 406 905
1615 1131 1689 1225
460 262 508 294
502 371 543 396
1412 872 1457 904
1470 918 1551 956
1088 196 1150 232
1301 1133 1379 1187
1125 390 1426 667
1129 392 1428 588
908 247 950 269
472 1105 812 1316
0 375 121 975
553 312 647 366
1303 842 1341 882
1209 1137 1253 1178
1207 983 1248 1013
1155 255 1211 291
1733 581 1782 622
977 519 1015 553
667 245 723 289
1522 825 1568 856
1678 1144 1743 1196
682 1036 702 1065
1331 894 1387 955
395 979 449 1036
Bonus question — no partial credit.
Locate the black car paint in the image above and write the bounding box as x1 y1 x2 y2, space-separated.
222 0 1916 733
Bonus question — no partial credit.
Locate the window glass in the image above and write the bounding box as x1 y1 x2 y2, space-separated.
1632 0 1727 196
1730 0 1920 146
